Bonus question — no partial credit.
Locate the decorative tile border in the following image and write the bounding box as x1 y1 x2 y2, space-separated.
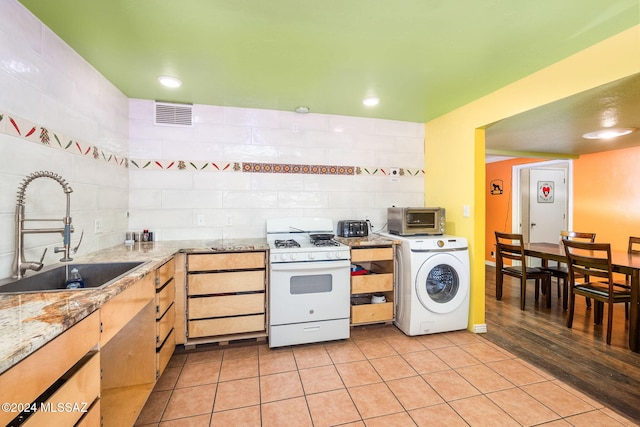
0 110 424 177
0 112 129 168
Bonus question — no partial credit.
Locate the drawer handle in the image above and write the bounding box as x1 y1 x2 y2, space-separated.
303 326 321 333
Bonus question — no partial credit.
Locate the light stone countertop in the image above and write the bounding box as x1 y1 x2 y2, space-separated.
0 238 268 375
335 234 399 247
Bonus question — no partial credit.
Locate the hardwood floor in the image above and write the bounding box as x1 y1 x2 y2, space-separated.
483 265 640 423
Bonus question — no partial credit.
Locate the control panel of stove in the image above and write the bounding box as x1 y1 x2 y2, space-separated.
270 249 350 263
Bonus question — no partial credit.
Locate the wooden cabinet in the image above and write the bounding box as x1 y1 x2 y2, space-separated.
100 270 156 427
155 257 176 379
0 310 101 426
186 251 267 345
350 246 396 325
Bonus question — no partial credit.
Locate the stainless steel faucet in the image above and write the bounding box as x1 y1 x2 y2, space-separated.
12 171 83 279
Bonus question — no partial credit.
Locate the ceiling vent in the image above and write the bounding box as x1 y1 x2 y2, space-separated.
155 101 193 126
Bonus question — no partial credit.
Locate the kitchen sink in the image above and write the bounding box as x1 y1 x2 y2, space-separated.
0 261 147 294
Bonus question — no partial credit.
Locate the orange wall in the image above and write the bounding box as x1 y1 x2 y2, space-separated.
485 146 640 261
573 146 640 251
485 158 542 260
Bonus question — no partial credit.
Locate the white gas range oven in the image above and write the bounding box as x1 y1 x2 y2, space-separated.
267 218 351 348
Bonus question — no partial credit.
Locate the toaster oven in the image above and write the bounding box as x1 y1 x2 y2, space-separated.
387 207 446 236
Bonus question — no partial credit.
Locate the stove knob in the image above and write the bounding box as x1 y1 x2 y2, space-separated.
280 254 287 261
291 253 297 261
308 252 315 260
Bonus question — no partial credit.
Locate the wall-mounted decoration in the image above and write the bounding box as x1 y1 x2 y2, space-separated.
537 181 554 203
490 179 504 195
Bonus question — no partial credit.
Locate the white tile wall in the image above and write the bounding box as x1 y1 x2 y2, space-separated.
0 0 129 279
129 99 425 239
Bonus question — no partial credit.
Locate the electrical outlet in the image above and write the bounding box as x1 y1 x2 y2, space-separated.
196 214 205 226
226 214 232 226
94 218 103 234
491 251 495 258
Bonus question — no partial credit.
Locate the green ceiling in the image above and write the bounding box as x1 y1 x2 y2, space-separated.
18 0 640 122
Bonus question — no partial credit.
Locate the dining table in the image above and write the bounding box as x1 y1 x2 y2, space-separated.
524 242 640 352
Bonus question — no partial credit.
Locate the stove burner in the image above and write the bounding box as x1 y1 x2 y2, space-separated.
274 239 301 248
312 239 340 247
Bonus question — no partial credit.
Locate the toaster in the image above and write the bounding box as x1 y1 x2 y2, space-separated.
337 220 369 237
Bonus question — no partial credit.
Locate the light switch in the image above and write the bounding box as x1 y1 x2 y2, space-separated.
463 205 470 218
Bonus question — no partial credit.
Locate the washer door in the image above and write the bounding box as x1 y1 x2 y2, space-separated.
415 252 469 314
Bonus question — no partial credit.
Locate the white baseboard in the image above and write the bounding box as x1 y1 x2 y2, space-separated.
485 260 496 267
473 324 487 333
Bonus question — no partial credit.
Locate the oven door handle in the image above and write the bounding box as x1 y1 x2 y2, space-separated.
270 259 351 271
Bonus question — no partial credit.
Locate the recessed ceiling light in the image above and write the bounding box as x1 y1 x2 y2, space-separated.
158 76 182 88
363 97 380 107
295 106 310 114
582 127 636 140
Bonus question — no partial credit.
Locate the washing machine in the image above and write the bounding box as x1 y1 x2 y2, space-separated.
380 233 470 336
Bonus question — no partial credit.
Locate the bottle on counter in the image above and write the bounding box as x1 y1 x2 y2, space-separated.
65 268 85 289
142 229 150 242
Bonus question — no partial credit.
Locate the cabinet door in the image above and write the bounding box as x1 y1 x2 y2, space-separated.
188 252 265 271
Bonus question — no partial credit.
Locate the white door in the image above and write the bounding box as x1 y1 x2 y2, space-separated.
529 168 567 243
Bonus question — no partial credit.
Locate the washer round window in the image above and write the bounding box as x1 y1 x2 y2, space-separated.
425 264 459 304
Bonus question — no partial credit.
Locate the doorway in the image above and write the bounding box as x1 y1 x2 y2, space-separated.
512 160 572 243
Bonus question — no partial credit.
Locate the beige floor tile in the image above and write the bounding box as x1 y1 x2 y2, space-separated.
218 356 259 382
415 333 455 350
185 349 223 364
261 397 313 427
259 350 297 375
209 405 261 426
459 342 511 363
384 335 426 354
175 360 221 388
335 360 383 387
350 324 398 341
348 382 404 419
162 383 216 421
431 345 481 369
135 390 172 425
306 389 362 427
487 387 561 425
158 414 211 427
364 412 417 427
485 358 547 386
167 353 187 368
449 395 520 427
445 330 485 345
422 370 481 401
339 422 366 427
213 377 260 412
401 350 450 374
292 344 333 369
154 366 182 391
299 365 345 394
386 376 443 410
521 380 596 418
409 403 468 427
326 341 367 364
356 339 398 359
260 371 304 403
369 355 417 381
223 345 258 360
455 363 514 393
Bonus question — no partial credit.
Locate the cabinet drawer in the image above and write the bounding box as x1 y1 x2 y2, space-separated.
352 273 394 294
188 270 265 295
351 301 394 325
351 247 393 263
189 293 264 319
156 278 175 319
188 252 265 271
188 314 265 338
157 303 175 347
157 257 175 289
23 351 100 427
157 329 175 378
75 400 100 427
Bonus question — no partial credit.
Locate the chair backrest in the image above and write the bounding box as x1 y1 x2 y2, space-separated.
562 239 613 284
560 231 596 242
495 232 526 267
628 236 640 255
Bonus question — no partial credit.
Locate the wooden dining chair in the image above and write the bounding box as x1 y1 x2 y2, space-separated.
495 232 552 310
563 239 631 345
542 231 596 310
